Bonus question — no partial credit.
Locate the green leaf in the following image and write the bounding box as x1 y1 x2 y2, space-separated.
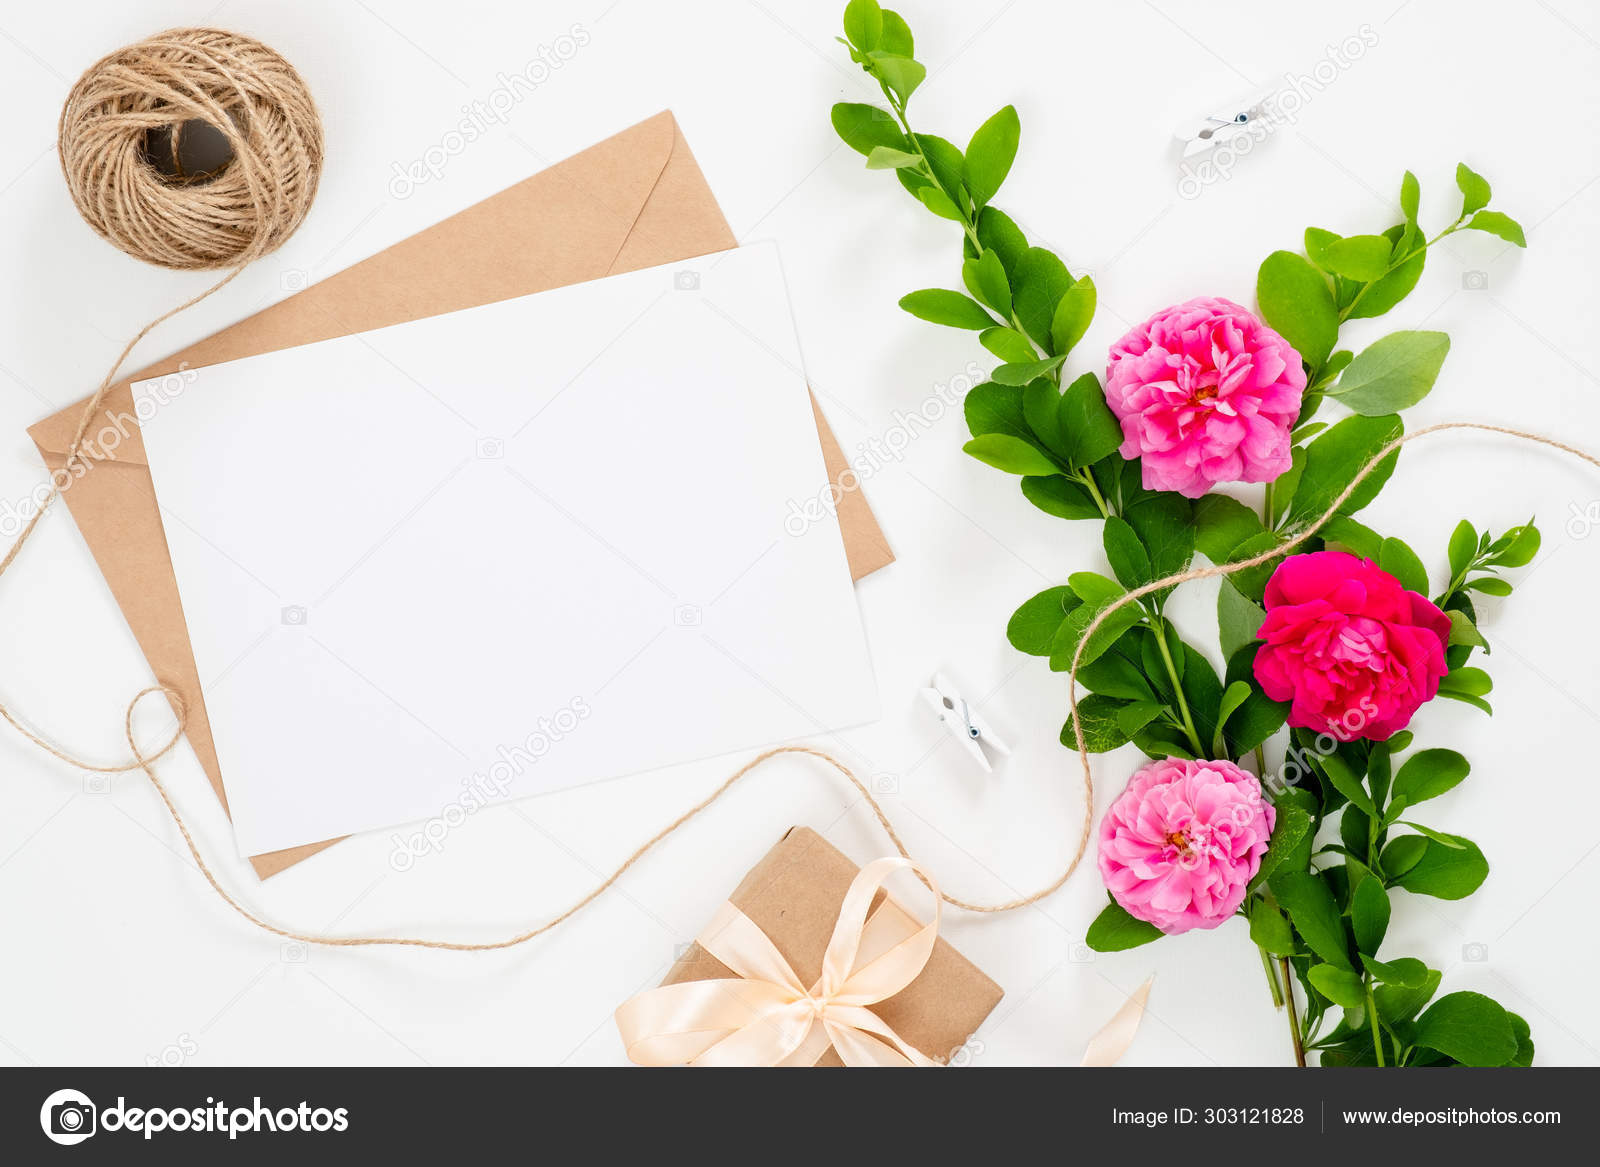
963 434 1058 476
1447 519 1478 579
1021 475 1101 519
843 0 883 50
964 105 1019 208
900 288 995 330
1288 413 1404 526
1506 1011 1535 1067
980 326 1036 365
1270 870 1353 970
1006 585 1079 656
1346 232 1426 321
1116 701 1165 737
1049 276 1096 357
1378 536 1429 595
1320 515 1383 560
909 182 961 220
1440 665 1493 695
1056 372 1123 467
1102 516 1152 590
1321 234 1394 282
1213 680 1253 756
1222 646 1289 755
1124 493 1195 586
1319 750 1376 817
1193 494 1266 564
1400 170 1421 224
1270 448 1307 527
1447 609 1489 651
1304 227 1340 271
991 354 1066 385
868 52 926 106
1379 834 1428 879
1392 834 1489 900
1349 876 1390 953
830 102 907 156
1414 992 1517 1066
865 145 922 169
1308 964 1366 1009
1050 587 1144 673
1252 797 1313 891
1250 901 1297 956
974 206 1027 273
1020 378 1068 453
1218 582 1267 660
1078 645 1157 701
1455 162 1492 216
1011 247 1073 350
1464 209 1526 247
1085 900 1164 951
1487 521 1540 567
963 382 1027 440
963 249 1012 317
1391 748 1469 806
1327 331 1450 416
1375 966 1441 1023
1257 250 1338 371
1361 953 1429 987
1463 576 1512 597
1061 693 1132 754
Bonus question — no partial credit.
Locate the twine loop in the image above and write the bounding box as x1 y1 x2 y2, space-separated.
57 27 322 270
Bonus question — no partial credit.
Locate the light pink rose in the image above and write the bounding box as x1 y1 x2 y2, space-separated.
1104 296 1305 498
1098 757 1276 935
1253 551 1452 742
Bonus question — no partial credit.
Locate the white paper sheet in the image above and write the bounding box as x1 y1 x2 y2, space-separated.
134 244 878 856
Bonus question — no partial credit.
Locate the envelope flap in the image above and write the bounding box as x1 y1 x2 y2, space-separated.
27 111 692 466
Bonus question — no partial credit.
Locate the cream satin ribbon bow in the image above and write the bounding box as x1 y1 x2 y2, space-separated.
616 856 946 1066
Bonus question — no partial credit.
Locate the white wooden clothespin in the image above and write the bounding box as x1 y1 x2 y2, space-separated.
1172 90 1276 161
919 672 1010 773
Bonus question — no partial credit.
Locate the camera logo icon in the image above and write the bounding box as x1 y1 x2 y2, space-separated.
476 437 504 460
673 604 702 627
83 774 110 795
674 270 700 291
872 773 900 795
40 1088 96 1146
281 941 309 963
1462 941 1489 963
280 268 310 292
281 605 308 626
1462 270 1489 291
1068 941 1096 963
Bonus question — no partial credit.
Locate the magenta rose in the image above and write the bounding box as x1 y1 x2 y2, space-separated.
1253 551 1452 742
1098 757 1275 935
1104 297 1305 498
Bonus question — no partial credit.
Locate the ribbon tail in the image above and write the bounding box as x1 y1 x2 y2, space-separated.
824 1006 941 1067
1080 976 1154 1066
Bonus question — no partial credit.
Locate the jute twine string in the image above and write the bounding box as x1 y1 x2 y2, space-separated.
5 30 1596 950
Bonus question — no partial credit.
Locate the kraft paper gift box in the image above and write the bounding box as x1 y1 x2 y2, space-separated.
27 111 892 879
648 827 1003 1066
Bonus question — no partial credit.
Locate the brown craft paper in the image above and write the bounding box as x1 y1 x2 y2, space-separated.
661 827 1003 1065
27 111 893 879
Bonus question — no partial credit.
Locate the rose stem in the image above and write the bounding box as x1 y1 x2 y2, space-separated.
1257 945 1284 1009
1280 957 1307 1067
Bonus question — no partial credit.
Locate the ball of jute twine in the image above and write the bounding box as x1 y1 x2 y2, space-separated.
58 27 322 270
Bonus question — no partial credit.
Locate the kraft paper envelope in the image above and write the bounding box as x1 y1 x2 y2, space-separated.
27 111 892 879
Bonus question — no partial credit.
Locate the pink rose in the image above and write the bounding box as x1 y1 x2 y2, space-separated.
1098 757 1275 935
1104 297 1305 498
1253 551 1452 742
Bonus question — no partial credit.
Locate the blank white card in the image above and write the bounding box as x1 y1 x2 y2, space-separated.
136 244 878 856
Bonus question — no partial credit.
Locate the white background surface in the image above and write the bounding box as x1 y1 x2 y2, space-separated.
1 0 1597 1067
